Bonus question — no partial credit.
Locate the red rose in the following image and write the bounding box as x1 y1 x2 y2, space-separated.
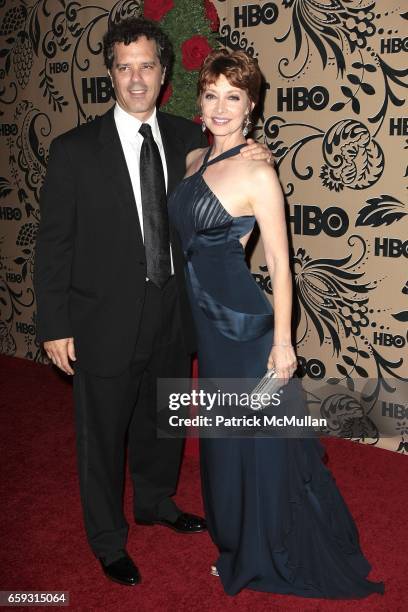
204 0 220 32
143 0 174 21
181 35 212 71
159 82 173 106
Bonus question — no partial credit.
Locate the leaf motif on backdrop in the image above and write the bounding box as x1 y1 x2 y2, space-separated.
320 119 384 191
12 31 33 89
293 236 375 356
263 116 383 194
0 177 13 198
356 195 406 227
0 1 46 93
263 115 324 196
368 57 408 137
330 58 377 115
319 392 379 442
218 21 257 57
38 67 68 113
362 346 408 408
392 311 408 323
0 270 34 350
28 1 41 55
0 2 43 104
0 6 27 36
0 320 17 356
14 222 39 282
277 0 376 78
396 440 408 454
109 0 144 27
331 55 408 135
276 2 408 138
11 103 51 204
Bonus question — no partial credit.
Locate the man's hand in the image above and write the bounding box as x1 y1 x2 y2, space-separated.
240 138 273 164
44 337 76 375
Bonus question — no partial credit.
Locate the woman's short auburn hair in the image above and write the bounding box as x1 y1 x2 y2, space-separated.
198 49 262 105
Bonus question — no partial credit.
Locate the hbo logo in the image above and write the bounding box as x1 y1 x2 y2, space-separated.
0 123 18 136
373 332 406 348
49 62 69 74
277 87 329 112
0 207 22 221
16 322 36 335
380 37 408 53
6 273 22 283
234 3 278 28
375 238 408 258
297 357 326 380
290 205 349 237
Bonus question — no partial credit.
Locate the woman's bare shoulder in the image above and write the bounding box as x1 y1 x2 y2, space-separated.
185 147 208 175
233 157 278 185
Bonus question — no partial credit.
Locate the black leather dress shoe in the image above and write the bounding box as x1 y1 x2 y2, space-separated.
137 512 207 533
100 552 141 586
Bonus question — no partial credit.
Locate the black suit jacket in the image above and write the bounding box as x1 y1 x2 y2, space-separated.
34 107 206 376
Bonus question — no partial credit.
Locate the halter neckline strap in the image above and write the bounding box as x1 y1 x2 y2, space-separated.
200 143 246 171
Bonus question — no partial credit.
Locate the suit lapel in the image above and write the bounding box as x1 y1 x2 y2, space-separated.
97 107 144 246
156 110 188 262
157 110 186 196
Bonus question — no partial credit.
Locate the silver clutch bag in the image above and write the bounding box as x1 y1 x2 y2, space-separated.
250 368 282 409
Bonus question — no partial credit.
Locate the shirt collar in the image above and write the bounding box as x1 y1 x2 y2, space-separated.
114 103 161 142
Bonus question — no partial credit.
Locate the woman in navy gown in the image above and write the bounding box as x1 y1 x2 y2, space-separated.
168 49 384 599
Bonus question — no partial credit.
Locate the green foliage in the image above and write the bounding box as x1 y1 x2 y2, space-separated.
144 0 219 119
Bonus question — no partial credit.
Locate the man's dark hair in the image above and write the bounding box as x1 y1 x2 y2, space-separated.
103 17 174 75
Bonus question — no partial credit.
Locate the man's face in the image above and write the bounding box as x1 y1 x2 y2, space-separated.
109 36 165 121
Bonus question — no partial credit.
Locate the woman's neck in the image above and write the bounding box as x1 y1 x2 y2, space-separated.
210 133 246 158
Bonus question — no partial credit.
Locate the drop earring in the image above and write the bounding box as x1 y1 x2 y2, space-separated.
201 117 207 133
242 114 251 137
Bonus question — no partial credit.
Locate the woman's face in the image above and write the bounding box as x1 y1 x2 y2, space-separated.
201 74 254 137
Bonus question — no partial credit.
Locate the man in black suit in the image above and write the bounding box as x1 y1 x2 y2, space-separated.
34 17 270 586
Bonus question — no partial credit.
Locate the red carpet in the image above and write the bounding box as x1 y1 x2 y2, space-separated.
1 354 407 611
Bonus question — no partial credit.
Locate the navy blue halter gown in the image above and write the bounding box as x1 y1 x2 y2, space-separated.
168 144 384 598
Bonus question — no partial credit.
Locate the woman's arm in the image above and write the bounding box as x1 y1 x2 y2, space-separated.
249 163 297 383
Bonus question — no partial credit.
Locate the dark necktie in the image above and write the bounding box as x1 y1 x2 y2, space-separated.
139 123 171 288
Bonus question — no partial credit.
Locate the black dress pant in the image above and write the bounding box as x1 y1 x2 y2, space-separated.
73 277 190 562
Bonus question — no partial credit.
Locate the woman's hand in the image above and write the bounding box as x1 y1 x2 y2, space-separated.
267 344 297 386
240 139 273 164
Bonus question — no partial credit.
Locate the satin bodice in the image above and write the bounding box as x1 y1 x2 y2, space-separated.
170 144 255 252
168 144 273 343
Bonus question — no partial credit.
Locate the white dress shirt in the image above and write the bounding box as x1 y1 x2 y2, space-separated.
114 103 174 276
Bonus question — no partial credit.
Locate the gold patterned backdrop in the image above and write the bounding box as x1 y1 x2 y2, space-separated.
215 0 408 454
0 0 407 453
